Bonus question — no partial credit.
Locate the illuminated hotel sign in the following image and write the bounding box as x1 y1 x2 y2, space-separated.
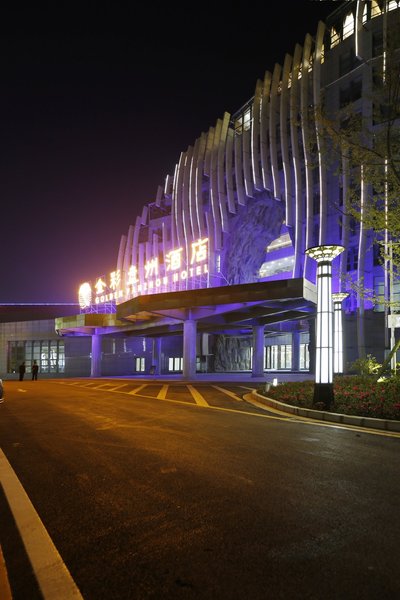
79 238 209 309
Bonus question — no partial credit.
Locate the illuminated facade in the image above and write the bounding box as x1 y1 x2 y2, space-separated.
20 0 400 378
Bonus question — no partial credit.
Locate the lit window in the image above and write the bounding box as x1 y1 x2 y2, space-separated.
331 27 340 48
259 255 294 278
265 345 292 370
362 3 368 23
298 64 303 80
243 109 251 131
371 0 381 18
343 13 354 40
168 357 183 372
300 344 310 370
135 357 145 372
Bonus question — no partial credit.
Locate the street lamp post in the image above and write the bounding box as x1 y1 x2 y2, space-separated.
305 245 345 410
332 293 349 374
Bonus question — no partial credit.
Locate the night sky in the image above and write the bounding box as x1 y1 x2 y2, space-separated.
1 1 341 303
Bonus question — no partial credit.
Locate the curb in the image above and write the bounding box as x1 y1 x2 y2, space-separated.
250 391 400 433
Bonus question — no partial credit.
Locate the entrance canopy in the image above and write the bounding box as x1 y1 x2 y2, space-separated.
56 278 317 337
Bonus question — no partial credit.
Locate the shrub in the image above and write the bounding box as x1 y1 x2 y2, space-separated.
348 354 381 375
258 375 400 420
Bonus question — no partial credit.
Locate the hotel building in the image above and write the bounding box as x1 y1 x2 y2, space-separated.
2 0 399 378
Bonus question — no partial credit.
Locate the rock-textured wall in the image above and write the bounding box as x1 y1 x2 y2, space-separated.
214 335 252 371
224 194 285 284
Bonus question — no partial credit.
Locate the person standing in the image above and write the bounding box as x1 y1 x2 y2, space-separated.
19 362 26 381
32 360 39 381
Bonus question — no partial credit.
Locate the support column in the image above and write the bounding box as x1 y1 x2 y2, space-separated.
251 325 265 377
292 330 300 372
152 337 162 375
90 332 102 377
183 320 197 379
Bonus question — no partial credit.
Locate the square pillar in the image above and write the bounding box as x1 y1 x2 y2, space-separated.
292 330 300 372
90 332 102 377
183 320 197 379
251 325 265 377
151 337 162 375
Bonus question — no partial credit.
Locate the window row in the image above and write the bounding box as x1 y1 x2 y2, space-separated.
8 340 65 373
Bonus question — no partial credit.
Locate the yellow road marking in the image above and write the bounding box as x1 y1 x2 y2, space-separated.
157 385 168 399
106 384 130 392
93 383 117 390
128 384 147 395
187 385 209 406
212 385 242 401
53 381 400 438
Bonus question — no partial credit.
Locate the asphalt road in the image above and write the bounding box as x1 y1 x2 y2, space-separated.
0 378 399 600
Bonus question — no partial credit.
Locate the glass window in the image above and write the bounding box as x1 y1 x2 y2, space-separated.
330 27 340 48
371 0 382 18
168 357 183 372
7 339 66 374
339 49 356 77
58 342 65 373
266 344 292 370
174 357 183 371
300 344 310 370
342 13 354 41
135 357 145 372
340 80 362 107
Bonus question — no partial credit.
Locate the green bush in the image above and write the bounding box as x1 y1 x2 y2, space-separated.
348 354 381 375
258 375 400 420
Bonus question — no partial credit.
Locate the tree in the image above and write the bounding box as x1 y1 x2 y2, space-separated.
316 9 400 306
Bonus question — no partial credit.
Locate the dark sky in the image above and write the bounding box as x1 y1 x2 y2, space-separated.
1 1 341 303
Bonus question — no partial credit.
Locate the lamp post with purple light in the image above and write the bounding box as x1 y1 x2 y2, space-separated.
305 245 345 409
332 292 349 374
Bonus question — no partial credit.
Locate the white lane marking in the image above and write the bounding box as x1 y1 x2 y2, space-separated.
0 449 83 600
157 385 168 400
128 384 147 395
187 385 209 407
212 385 242 402
0 544 12 600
